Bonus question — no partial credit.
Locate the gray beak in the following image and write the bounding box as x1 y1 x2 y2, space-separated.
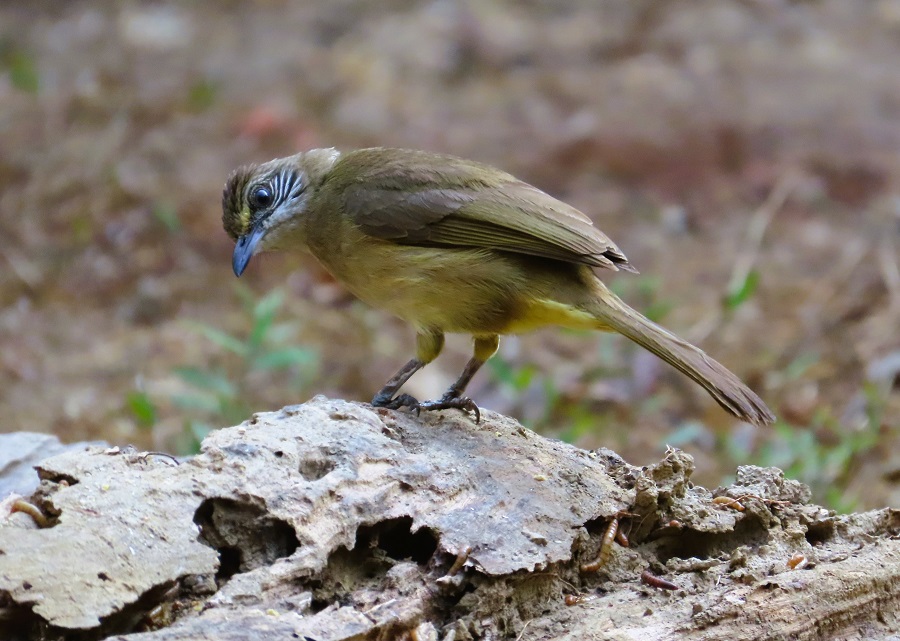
232 223 266 277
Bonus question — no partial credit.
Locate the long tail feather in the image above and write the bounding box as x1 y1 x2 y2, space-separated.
586 284 775 425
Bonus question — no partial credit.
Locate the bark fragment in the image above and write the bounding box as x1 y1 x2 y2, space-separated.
0 397 897 640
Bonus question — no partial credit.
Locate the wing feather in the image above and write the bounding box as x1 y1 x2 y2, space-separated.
336 148 635 272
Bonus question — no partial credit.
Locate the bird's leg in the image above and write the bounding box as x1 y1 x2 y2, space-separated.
371 331 444 413
371 358 425 410
418 335 499 423
417 359 483 422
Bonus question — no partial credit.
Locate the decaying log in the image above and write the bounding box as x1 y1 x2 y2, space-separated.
1 396 898 640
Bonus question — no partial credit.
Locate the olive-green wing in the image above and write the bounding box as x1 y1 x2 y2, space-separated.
337 148 635 271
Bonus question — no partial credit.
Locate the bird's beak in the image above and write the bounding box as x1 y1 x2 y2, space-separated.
232 222 266 277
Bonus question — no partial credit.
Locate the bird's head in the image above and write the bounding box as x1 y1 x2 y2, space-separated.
222 148 341 276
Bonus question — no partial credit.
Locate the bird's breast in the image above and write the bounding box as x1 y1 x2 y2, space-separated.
306 218 602 335
309 234 527 333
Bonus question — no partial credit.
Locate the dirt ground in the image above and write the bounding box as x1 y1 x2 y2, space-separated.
0 1 898 508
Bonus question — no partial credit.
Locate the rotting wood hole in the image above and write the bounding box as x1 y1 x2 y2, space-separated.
193 498 299 585
0 591 43 641
310 516 439 611
216 547 242 584
97 580 181 637
36 471 79 486
654 515 768 563
355 516 438 565
804 519 835 546
17 580 185 640
308 519 440 618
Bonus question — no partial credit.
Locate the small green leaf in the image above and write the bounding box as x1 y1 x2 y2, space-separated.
514 366 536 391
187 78 218 112
644 300 673 323
152 202 181 233
724 269 760 311
126 390 157 430
6 50 39 93
249 289 285 348
249 317 274 350
487 357 516 387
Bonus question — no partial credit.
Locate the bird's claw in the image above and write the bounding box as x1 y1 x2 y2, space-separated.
419 395 481 424
372 393 480 423
372 393 421 415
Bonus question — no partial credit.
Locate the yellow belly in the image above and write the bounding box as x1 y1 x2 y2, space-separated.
313 234 602 335
503 297 602 333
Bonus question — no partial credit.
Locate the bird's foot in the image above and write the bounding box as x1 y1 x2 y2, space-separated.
418 394 481 424
371 393 421 413
371 392 480 423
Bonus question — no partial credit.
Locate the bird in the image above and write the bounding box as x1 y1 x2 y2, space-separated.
222 147 774 426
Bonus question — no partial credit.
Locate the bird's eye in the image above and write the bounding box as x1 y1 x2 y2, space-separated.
249 186 273 210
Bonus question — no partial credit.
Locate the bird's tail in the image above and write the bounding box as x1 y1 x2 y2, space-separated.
584 283 775 426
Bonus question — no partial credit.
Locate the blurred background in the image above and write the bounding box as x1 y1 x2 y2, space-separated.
0 0 898 510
